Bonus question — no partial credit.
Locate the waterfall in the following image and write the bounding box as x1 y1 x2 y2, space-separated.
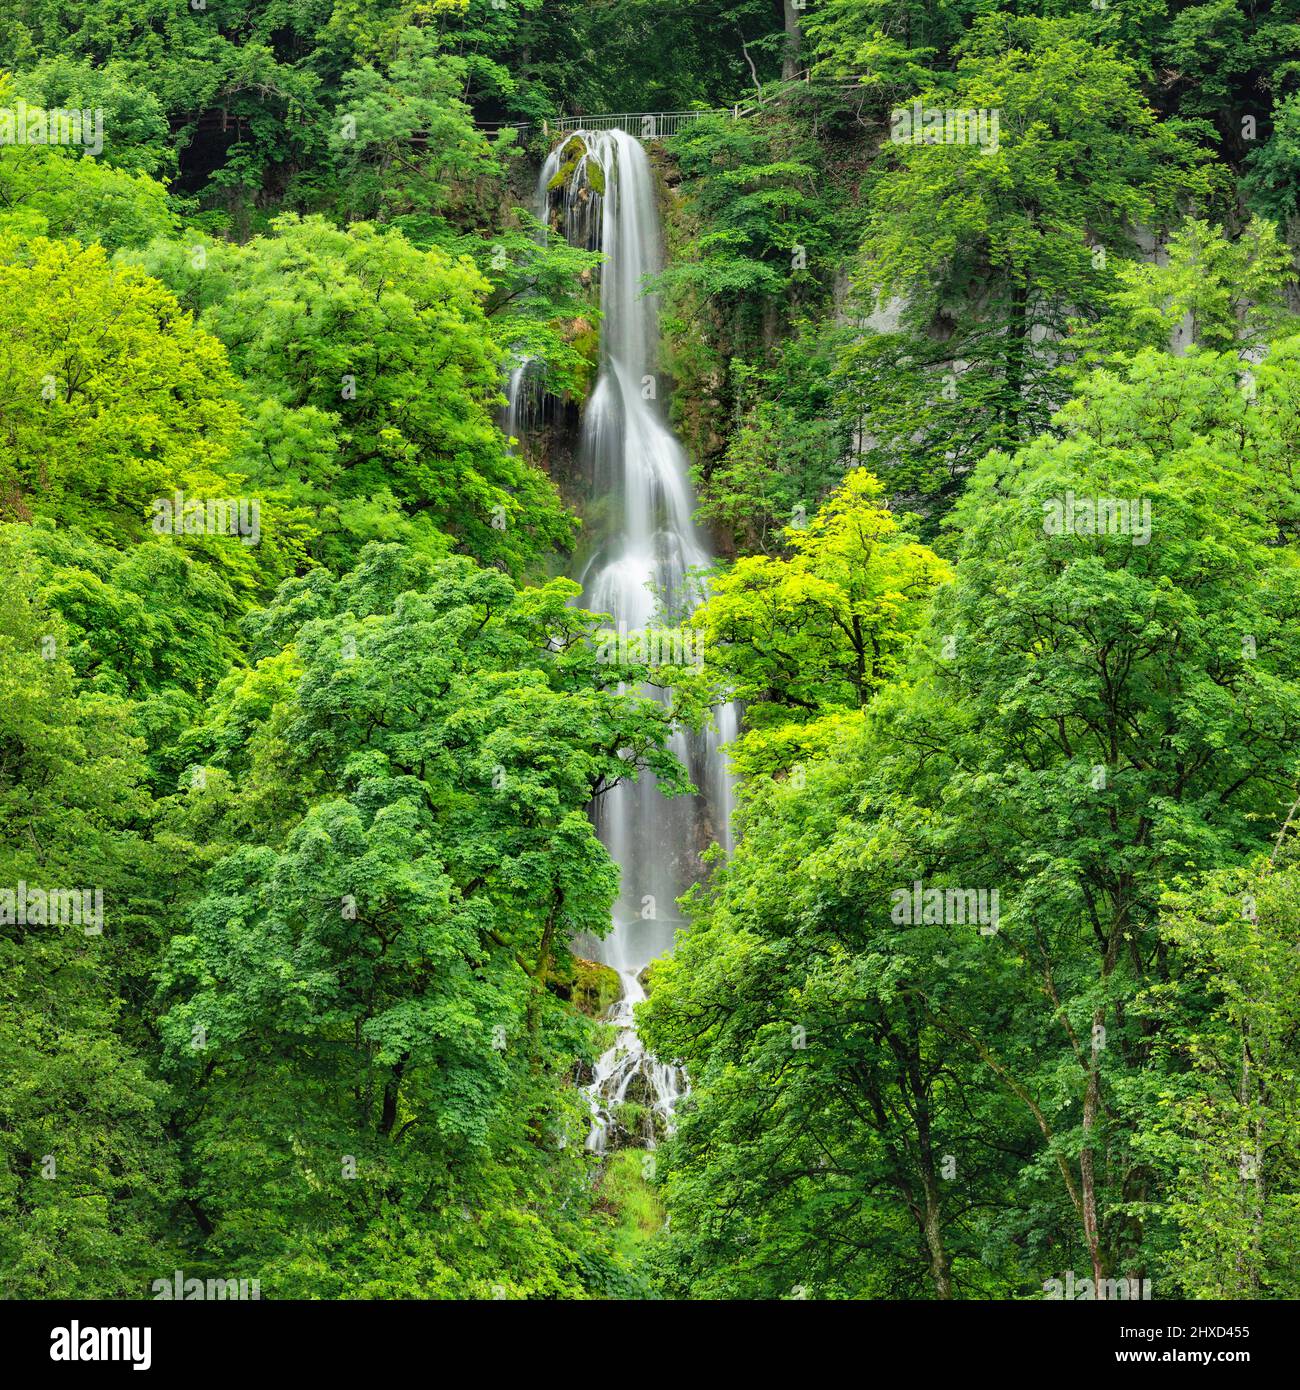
510 129 738 1154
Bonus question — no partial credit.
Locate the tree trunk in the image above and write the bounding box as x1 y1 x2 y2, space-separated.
920 1164 954 1298
782 1 803 80
526 887 564 1058
1003 278 1030 446
379 1057 406 1137
1239 1023 1264 1295
901 1007 953 1298
1080 1007 1107 1294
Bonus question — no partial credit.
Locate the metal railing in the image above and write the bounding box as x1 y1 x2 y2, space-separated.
479 110 734 142
475 77 873 146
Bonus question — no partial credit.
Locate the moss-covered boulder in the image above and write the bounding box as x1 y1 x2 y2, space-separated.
547 135 606 196
570 957 622 1018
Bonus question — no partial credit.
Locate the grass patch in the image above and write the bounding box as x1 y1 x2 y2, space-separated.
596 1148 666 1258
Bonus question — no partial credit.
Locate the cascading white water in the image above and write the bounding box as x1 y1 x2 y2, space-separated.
512 130 738 1153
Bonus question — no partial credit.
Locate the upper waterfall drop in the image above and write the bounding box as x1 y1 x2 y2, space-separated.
517 129 739 1150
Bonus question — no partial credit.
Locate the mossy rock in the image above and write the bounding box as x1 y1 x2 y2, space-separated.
568 316 599 362
538 314 600 404
546 135 606 197
582 156 606 197
557 134 585 164
612 1099 652 1147
571 956 622 1018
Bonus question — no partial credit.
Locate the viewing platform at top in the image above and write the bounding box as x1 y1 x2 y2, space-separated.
474 78 870 145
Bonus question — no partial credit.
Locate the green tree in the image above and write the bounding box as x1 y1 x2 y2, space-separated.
649 340 1300 1299
165 215 575 574
1071 216 1295 366
896 340 1300 1290
326 25 505 241
840 15 1215 514
1140 848 1300 1298
0 140 175 250
684 468 950 776
0 235 246 544
155 543 688 1293
0 540 176 1296
1244 91 1300 220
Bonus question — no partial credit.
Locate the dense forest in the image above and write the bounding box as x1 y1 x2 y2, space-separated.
3 0 1300 1305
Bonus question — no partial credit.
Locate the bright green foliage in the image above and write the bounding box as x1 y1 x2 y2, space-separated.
326 26 505 240
0 143 174 250
6 0 1300 1308
1 519 291 799
8 58 173 174
0 0 333 229
0 0 798 229
1073 217 1296 365
0 235 245 543
1141 851 1300 1298
683 468 950 776
151 214 576 574
914 344 1300 1282
648 340 1300 1298
642 740 1025 1299
3 523 238 746
0 542 177 1296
